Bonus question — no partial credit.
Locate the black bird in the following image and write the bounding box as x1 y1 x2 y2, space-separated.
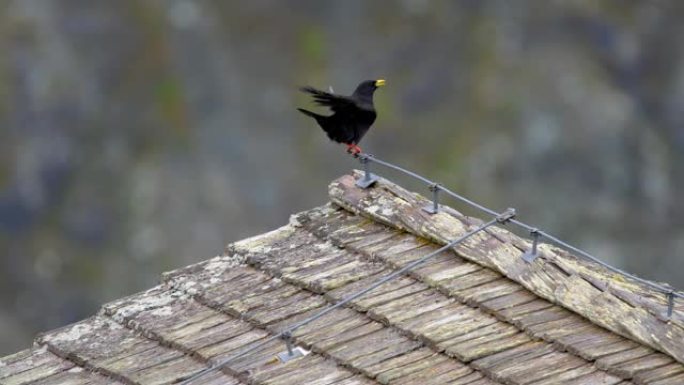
297 79 385 154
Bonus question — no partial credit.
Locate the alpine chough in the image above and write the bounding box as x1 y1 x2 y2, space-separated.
297 79 385 154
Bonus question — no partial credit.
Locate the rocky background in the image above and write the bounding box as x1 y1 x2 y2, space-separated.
1 0 683 354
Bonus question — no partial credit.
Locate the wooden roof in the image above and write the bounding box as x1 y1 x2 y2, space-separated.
2 171 683 385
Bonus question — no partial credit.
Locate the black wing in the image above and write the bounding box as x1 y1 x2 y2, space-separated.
299 86 362 113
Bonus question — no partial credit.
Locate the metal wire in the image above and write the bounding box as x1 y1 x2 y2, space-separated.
358 153 683 300
179 211 507 384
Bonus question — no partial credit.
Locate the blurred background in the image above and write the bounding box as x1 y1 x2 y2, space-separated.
1 0 683 355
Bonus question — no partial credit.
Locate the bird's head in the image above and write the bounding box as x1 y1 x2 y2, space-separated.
353 79 386 99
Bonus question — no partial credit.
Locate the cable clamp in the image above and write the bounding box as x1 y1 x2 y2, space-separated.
496 208 517 224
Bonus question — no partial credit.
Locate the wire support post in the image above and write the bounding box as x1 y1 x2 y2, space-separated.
423 183 442 214
662 291 675 320
276 331 305 363
355 154 380 189
522 229 541 263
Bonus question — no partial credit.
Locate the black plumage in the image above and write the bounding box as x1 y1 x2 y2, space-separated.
297 79 385 154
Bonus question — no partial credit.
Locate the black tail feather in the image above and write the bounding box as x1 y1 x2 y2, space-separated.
297 108 323 120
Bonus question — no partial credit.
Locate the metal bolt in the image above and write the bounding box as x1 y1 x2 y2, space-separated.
522 229 541 263
355 155 379 189
422 183 441 214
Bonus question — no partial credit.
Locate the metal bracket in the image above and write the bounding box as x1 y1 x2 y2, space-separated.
355 155 380 189
277 331 305 363
496 208 517 224
522 229 541 263
422 183 441 214
663 291 675 320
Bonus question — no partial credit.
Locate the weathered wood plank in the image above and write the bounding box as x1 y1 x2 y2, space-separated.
27 367 123 385
457 377 499 385
397 302 478 337
328 375 377 385
452 278 523 306
447 371 490 385
471 342 554 373
367 290 454 324
248 292 328 326
37 316 158 365
350 339 422 375
390 359 472 385
285 258 386 293
552 326 630 360
228 339 288 373
419 312 499 346
192 371 243 385
278 307 360 343
439 322 530 362
1 353 74 385
483 350 579 384
632 362 684 384
383 244 453 269
379 355 451 384
313 319 385 351
609 353 673 379
525 364 597 385
364 348 435 384
327 328 414 364
343 227 403 252
524 314 588 340
500 300 573 330
356 234 429 265
557 370 624 385
328 172 684 363
478 290 539 313
0 348 56 380
447 332 531 363
503 351 586 384
280 306 358 340
196 329 270 360
438 269 503 297
126 355 206 385
595 346 654 371
650 373 684 385
36 315 212 384
415 366 474 385
411 258 481 284
260 356 353 385
496 299 554 322
326 274 423 311
252 354 326 383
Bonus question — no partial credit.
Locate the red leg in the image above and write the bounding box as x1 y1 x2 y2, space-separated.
344 143 354 153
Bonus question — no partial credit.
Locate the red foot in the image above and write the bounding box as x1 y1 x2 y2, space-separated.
345 143 362 155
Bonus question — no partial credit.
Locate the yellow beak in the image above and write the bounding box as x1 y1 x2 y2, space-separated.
375 79 386 87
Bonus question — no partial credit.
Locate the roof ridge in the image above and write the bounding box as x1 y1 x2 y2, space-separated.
329 171 684 364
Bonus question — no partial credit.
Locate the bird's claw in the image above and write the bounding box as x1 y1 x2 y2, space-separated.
345 144 362 156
